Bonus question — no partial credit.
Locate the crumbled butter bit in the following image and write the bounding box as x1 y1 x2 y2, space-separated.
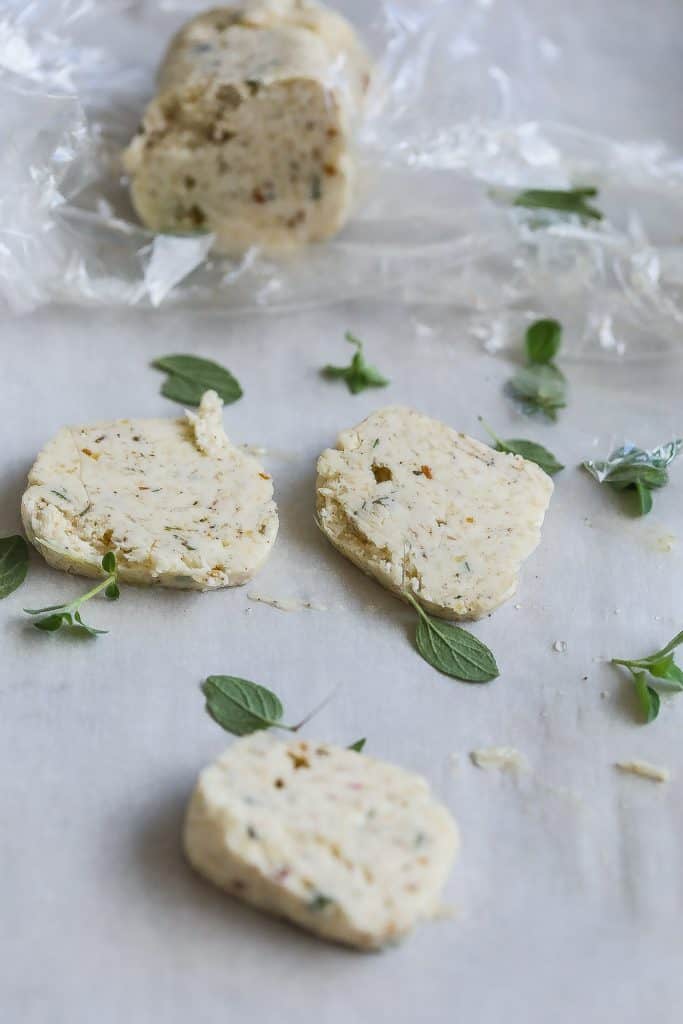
615 760 670 783
470 747 527 773
652 532 676 554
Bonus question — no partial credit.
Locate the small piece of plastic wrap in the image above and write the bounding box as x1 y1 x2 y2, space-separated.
1 0 683 358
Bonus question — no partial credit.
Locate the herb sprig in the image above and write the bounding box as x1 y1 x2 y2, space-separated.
583 440 682 516
508 319 567 421
612 630 683 723
203 675 291 735
152 354 243 406
24 552 120 636
203 675 364 748
0 535 29 599
322 332 389 395
513 187 603 221
478 417 563 476
404 591 499 682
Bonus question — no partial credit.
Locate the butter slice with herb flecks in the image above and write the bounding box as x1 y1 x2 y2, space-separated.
184 733 458 949
122 1 372 254
21 391 278 590
316 406 553 620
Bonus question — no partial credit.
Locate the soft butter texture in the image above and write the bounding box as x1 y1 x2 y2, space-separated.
123 0 371 253
21 390 278 589
184 733 458 949
316 406 554 619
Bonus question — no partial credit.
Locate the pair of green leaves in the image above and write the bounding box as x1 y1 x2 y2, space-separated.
202 675 365 749
478 418 563 477
513 187 603 221
403 591 499 683
322 332 389 395
508 320 568 421
0 535 29 599
612 630 683 723
583 440 682 516
24 552 120 636
153 354 243 406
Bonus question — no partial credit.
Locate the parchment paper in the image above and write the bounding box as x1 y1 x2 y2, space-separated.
2 2 683 1022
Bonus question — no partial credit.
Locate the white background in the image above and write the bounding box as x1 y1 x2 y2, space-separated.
2 2 683 1022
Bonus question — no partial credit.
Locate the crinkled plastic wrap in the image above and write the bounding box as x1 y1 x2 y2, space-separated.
1 0 683 357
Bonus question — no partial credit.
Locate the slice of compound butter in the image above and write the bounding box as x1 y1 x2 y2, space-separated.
316 406 553 620
184 733 458 949
123 1 371 254
21 391 278 589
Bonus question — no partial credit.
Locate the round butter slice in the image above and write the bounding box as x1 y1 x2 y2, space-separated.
21 391 278 590
184 733 458 949
316 405 554 620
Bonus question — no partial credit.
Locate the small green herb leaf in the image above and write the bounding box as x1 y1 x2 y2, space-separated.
72 610 108 637
513 187 602 221
101 551 116 574
647 654 683 689
0 535 29 599
202 676 288 736
506 320 567 421
583 440 682 516
612 630 683 723
153 354 243 407
25 552 119 636
478 418 563 476
33 612 67 632
635 480 653 516
322 332 389 395
508 363 567 421
525 319 562 364
404 592 499 682
632 670 660 723
348 738 366 752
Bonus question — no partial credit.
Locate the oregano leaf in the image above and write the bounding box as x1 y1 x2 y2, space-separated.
635 480 653 516
478 418 563 476
153 354 243 407
512 187 602 221
405 592 499 682
0 535 29 599
612 629 683 723
25 553 119 636
631 670 660 724
202 676 287 736
525 319 562 364
322 332 389 395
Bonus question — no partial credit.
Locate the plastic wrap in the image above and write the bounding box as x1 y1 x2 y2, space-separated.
1 0 683 357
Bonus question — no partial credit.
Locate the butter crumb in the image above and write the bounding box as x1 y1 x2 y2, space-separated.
615 760 670 783
470 747 527 773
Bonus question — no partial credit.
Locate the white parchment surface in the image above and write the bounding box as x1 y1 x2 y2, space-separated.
2 2 683 1022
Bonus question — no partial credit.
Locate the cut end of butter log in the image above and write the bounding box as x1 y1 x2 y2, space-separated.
316 406 554 620
20 391 278 590
184 734 458 949
123 1 372 254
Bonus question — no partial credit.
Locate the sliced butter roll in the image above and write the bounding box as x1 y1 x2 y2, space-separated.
123 1 371 254
184 734 458 949
21 391 278 589
316 406 553 620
